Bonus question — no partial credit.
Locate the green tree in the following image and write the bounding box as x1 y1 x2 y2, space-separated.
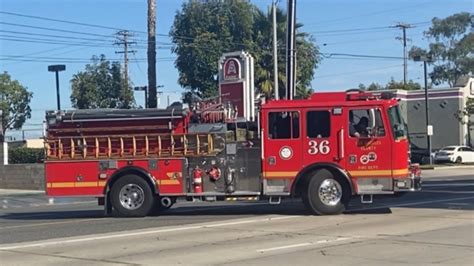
385 78 422 91
171 1 320 103
456 98 474 147
0 72 32 136
409 12 474 87
357 82 382 91
358 79 420 91
252 7 320 99
70 55 134 109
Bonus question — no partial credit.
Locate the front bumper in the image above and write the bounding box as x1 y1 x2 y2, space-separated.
355 165 422 194
394 174 422 192
434 156 455 162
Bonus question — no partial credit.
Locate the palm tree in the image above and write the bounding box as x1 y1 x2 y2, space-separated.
252 6 320 99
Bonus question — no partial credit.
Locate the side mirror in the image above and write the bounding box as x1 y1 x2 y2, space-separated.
395 129 405 138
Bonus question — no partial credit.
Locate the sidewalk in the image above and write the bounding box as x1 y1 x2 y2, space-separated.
0 189 44 196
420 164 474 170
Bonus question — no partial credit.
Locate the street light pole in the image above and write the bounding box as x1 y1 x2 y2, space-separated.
423 60 432 165
48 65 66 110
414 55 433 165
55 71 60 110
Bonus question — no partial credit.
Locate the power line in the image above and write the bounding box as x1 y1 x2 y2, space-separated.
309 25 391 34
0 55 147 60
316 64 402 79
0 36 116 48
322 52 403 60
0 21 115 38
305 1 431 26
0 29 115 42
0 34 112 45
0 10 146 34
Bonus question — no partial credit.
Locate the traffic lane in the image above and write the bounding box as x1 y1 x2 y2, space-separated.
1 195 472 246
224 223 474 266
0 203 472 265
0 176 472 245
0 201 286 245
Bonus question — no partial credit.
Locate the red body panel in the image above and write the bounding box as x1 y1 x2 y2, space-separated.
45 158 185 196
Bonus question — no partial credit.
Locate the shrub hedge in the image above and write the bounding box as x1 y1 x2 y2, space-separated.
8 147 45 164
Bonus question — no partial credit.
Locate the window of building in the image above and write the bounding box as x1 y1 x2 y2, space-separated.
268 111 300 139
307 110 330 138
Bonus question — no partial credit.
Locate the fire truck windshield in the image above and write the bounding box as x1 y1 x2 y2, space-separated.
388 106 407 139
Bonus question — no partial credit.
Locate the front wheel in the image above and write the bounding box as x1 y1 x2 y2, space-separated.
303 170 349 215
455 156 462 164
110 175 154 217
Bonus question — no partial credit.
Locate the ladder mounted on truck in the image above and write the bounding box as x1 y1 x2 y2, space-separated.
45 133 220 161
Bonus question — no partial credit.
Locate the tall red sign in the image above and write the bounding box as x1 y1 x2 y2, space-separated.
219 52 255 121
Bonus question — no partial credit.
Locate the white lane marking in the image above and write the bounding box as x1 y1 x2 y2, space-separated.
256 237 351 253
445 202 471 206
257 242 312 253
423 183 474 187
421 190 474 194
0 215 298 251
348 196 474 213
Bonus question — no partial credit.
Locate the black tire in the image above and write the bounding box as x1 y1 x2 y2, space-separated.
110 175 154 217
303 169 349 215
455 156 462 164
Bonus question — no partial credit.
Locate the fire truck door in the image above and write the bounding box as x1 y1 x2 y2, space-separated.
302 109 341 167
344 108 392 191
263 111 302 188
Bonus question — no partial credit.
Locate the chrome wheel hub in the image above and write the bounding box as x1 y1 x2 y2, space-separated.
119 184 145 210
318 179 342 206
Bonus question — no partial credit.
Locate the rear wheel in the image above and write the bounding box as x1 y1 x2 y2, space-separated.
111 175 154 217
303 169 349 215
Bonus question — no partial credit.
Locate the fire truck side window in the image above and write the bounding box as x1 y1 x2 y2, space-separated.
307 111 330 138
349 109 386 138
268 112 300 139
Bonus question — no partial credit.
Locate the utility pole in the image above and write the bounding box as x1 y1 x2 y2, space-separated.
273 0 279 100
286 0 296 100
393 23 413 85
147 0 157 108
115 30 136 88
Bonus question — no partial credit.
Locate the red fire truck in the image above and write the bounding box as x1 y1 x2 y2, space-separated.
44 90 421 217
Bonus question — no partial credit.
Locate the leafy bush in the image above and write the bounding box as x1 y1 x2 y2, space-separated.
8 147 45 164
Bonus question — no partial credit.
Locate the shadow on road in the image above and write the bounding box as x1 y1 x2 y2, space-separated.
0 210 104 221
0 179 471 221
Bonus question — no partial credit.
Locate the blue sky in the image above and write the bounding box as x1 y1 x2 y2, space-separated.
0 0 471 138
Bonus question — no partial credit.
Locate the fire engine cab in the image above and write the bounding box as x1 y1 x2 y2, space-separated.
44 89 421 217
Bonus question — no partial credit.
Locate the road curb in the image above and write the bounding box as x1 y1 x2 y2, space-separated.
431 165 474 170
0 189 45 197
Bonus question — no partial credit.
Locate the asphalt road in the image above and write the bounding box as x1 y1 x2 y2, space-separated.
0 168 472 265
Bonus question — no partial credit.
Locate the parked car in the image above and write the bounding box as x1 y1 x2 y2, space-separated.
434 146 474 163
410 143 433 164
